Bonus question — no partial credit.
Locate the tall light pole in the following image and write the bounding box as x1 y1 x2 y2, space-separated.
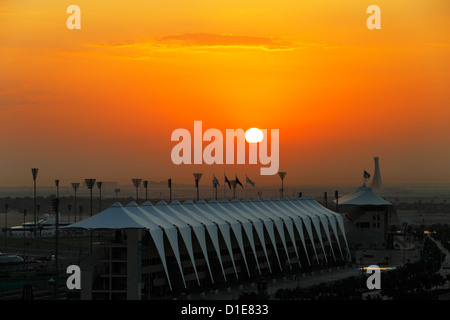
85 179 96 254
4 204 8 250
31 168 38 237
51 197 60 299
213 179 218 200
23 209 27 257
97 182 103 212
335 190 339 213
55 179 60 198
114 188 120 199
36 205 40 240
168 179 172 203
71 183 80 222
132 179 142 204
193 173 202 201
54 180 60 241
67 204 71 224
278 172 287 198
143 180 148 201
84 179 96 217
231 180 236 199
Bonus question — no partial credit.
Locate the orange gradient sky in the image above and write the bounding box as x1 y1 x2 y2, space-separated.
0 0 449 187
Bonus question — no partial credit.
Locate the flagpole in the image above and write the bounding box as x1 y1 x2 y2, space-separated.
245 174 248 199
234 173 237 199
213 174 218 200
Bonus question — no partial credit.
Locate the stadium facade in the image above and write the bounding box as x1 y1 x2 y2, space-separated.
65 196 350 300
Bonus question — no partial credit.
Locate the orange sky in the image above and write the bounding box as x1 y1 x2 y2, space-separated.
0 0 449 187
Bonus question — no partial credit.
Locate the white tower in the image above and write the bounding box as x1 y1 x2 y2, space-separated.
371 156 383 190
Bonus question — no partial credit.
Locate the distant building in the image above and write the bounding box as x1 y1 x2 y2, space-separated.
337 183 395 250
7 213 71 238
371 157 383 190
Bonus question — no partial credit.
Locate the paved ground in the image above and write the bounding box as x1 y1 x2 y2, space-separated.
180 248 421 300
396 210 450 226
183 266 360 300
428 235 450 278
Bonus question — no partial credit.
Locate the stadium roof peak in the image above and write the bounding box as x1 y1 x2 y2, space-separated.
125 201 138 207
141 200 153 206
336 184 392 206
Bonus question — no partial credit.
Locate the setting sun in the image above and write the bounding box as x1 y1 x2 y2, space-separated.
245 128 264 143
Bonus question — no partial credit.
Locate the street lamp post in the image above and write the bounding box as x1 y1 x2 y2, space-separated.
4 204 8 250
71 183 80 222
31 168 38 237
193 173 202 201
84 179 96 217
114 188 120 199
85 179 96 254
143 181 148 201
67 204 71 225
132 179 143 204
168 179 172 203
335 190 339 213
23 209 27 258
213 180 218 200
231 180 236 199
55 179 60 198
51 197 60 299
97 182 103 212
278 172 287 198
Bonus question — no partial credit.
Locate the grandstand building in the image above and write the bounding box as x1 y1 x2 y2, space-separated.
65 196 350 300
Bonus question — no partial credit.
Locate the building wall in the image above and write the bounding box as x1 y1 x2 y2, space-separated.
127 229 142 300
343 206 392 249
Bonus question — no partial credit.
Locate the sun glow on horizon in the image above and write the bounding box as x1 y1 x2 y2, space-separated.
245 128 264 143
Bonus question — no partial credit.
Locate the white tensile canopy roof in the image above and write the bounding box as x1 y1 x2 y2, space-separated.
190 199 240 279
204 199 252 277
336 183 392 207
64 197 350 290
176 199 228 281
63 201 145 230
62 202 174 291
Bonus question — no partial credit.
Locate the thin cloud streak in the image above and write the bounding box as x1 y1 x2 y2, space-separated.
92 33 337 53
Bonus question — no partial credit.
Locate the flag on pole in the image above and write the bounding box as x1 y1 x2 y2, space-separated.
235 176 243 188
225 176 231 189
363 170 371 180
213 175 220 186
246 176 255 187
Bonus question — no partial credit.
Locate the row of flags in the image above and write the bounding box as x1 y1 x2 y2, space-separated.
213 175 255 189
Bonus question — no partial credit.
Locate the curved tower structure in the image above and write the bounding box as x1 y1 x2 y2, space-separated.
371 156 383 190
